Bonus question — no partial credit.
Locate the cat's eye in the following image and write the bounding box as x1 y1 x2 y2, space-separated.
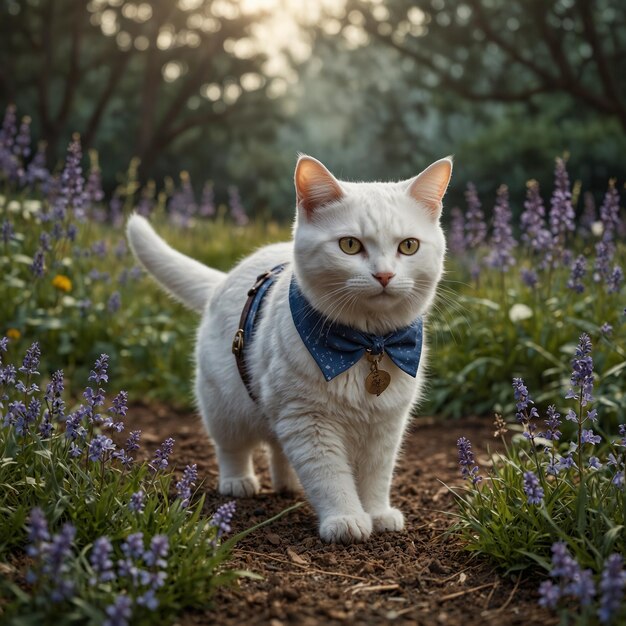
338 237 363 255
398 238 420 255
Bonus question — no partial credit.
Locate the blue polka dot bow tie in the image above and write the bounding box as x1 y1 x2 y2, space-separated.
288 277 423 381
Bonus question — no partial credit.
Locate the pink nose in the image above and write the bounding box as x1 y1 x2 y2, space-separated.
373 272 395 288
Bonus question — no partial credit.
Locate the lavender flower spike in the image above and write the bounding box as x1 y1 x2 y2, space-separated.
566 333 594 408
176 464 198 508
464 182 486 249
456 437 482 485
486 184 516 271
211 501 237 540
152 437 175 471
598 554 626 624
523 471 544 505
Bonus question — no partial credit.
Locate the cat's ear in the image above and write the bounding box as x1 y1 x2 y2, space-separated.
294 155 344 220
406 157 453 220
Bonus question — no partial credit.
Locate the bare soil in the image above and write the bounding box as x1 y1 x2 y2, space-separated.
128 404 556 626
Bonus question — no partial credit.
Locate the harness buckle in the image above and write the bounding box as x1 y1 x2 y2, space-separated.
231 328 244 357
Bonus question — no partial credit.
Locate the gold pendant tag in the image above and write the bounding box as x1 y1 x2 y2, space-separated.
365 354 391 396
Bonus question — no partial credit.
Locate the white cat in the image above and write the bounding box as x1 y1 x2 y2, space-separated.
127 155 451 543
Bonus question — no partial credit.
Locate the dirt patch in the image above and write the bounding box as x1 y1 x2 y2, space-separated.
128 404 555 626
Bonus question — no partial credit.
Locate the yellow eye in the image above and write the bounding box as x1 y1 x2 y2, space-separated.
338 237 363 255
398 238 420 255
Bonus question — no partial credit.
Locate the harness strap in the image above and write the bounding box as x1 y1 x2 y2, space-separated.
231 263 287 401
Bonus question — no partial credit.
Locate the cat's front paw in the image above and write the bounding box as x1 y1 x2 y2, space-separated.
371 507 405 533
319 513 372 544
219 476 260 497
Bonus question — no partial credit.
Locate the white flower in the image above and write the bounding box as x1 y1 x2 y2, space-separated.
509 303 533 322
591 221 604 237
7 200 21 213
23 199 42 215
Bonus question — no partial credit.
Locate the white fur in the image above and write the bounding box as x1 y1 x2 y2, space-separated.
127 156 451 544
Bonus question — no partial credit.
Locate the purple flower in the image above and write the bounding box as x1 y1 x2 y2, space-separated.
606 265 623 294
122 532 145 560
210 501 237 540
594 241 613 283
588 456 602 469
2 219 14 244
228 185 249 226
566 333 594 408
549 157 575 242
556 454 577 472
566 568 596 606
58 134 85 219
581 429 601 445
567 255 586 293
88 354 109 384
90 536 115 584
88 434 115 462
39 412 53 437
26 141 50 188
152 437 175 471
599 179 623 243
129 490 145 513
598 554 626 624
448 206 465 255
512 377 539 426
485 184 516 271
45 523 77 602
104 594 133 626
19 342 41 376
109 390 128 418
550 542 580 579
125 430 141 452
464 182 486 249
538 579 561 609
85 160 104 206
523 471 544 505
144 534 169 568
520 268 538 289
44 370 65 422
137 588 159 610
0 336 8 352
108 291 121 313
199 181 216 217
176 464 198 508
26 507 50 553
542 405 561 441
30 249 45 277
14 115 31 159
456 437 482 485
521 179 551 252
600 323 613 336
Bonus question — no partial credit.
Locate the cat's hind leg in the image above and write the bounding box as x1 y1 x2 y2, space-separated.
269 440 300 493
216 445 260 497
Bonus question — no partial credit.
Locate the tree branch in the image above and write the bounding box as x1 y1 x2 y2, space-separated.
83 51 134 149
578 0 626 122
54 1 84 128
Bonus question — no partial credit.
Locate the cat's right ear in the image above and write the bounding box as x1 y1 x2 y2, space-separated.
294 155 344 220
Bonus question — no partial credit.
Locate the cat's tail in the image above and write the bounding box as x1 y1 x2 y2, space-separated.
126 214 225 313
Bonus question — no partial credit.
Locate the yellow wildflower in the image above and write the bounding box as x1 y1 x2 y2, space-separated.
52 274 72 293
6 328 21 340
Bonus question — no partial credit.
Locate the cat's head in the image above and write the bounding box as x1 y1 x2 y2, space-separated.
292 155 451 334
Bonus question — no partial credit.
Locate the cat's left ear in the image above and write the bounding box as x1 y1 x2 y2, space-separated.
406 157 453 220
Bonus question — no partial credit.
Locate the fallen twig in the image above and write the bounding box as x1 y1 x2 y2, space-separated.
439 581 496 602
350 583 400 595
493 574 521 613
233 548 370 582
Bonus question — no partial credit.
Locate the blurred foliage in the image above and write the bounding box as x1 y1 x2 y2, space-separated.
2 0 626 220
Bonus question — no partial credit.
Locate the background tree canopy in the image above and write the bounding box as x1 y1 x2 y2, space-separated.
1 0 625 219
